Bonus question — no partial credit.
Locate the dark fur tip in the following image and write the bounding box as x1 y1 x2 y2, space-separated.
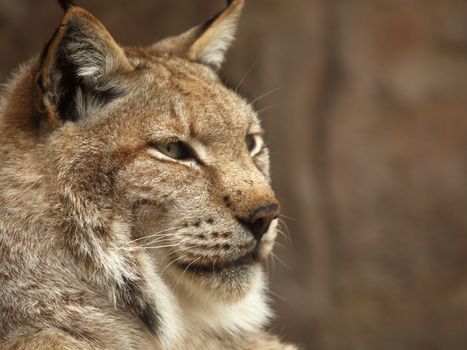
58 0 75 11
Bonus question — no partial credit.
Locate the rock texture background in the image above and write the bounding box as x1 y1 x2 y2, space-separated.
1 1 467 349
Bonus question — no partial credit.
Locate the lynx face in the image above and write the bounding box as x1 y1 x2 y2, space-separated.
117 54 279 300
34 1 279 303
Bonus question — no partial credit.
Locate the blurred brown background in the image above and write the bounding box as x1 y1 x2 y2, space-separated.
1 0 467 349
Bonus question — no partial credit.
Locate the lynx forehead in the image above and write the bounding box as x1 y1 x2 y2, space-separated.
0 0 295 349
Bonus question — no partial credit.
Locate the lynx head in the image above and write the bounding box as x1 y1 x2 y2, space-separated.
34 0 279 304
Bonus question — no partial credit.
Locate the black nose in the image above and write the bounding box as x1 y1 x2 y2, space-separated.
238 204 280 242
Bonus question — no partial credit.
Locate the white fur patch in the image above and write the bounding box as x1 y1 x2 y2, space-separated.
171 267 273 343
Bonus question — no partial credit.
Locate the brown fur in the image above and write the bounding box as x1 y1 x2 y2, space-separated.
0 1 296 349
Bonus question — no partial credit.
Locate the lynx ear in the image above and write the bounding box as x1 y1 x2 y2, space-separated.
37 6 133 123
152 0 244 70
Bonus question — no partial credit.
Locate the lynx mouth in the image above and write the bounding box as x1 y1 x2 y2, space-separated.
177 251 257 275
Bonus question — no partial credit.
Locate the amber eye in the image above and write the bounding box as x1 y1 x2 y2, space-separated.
246 134 264 157
246 134 256 153
149 141 194 161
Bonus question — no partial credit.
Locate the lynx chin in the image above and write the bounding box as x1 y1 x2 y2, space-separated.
0 0 296 349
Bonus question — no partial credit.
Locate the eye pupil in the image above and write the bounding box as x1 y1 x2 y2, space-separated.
246 135 256 152
150 141 193 161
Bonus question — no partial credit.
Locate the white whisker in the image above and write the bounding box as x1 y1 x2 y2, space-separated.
270 251 290 271
280 214 297 222
141 244 180 250
160 255 186 276
127 226 183 244
136 234 180 248
235 60 257 92
250 86 282 105
272 240 288 252
277 218 293 246
256 104 278 116
173 256 201 293
116 243 180 252
268 289 287 302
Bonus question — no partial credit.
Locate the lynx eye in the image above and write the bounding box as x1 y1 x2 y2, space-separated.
149 141 194 161
246 134 263 156
246 134 256 152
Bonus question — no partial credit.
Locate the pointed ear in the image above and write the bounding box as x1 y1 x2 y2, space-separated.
151 0 244 70
37 6 133 123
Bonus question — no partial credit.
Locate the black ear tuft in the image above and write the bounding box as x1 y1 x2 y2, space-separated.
150 0 244 70
58 0 75 11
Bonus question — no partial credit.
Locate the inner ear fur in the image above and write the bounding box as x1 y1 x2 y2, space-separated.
151 0 245 70
37 6 133 124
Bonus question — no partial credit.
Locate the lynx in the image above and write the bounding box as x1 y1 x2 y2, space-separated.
0 0 296 349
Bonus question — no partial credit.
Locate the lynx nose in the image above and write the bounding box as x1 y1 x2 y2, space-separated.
239 204 280 242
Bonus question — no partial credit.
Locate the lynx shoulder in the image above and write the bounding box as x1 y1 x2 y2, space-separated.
0 1 296 349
